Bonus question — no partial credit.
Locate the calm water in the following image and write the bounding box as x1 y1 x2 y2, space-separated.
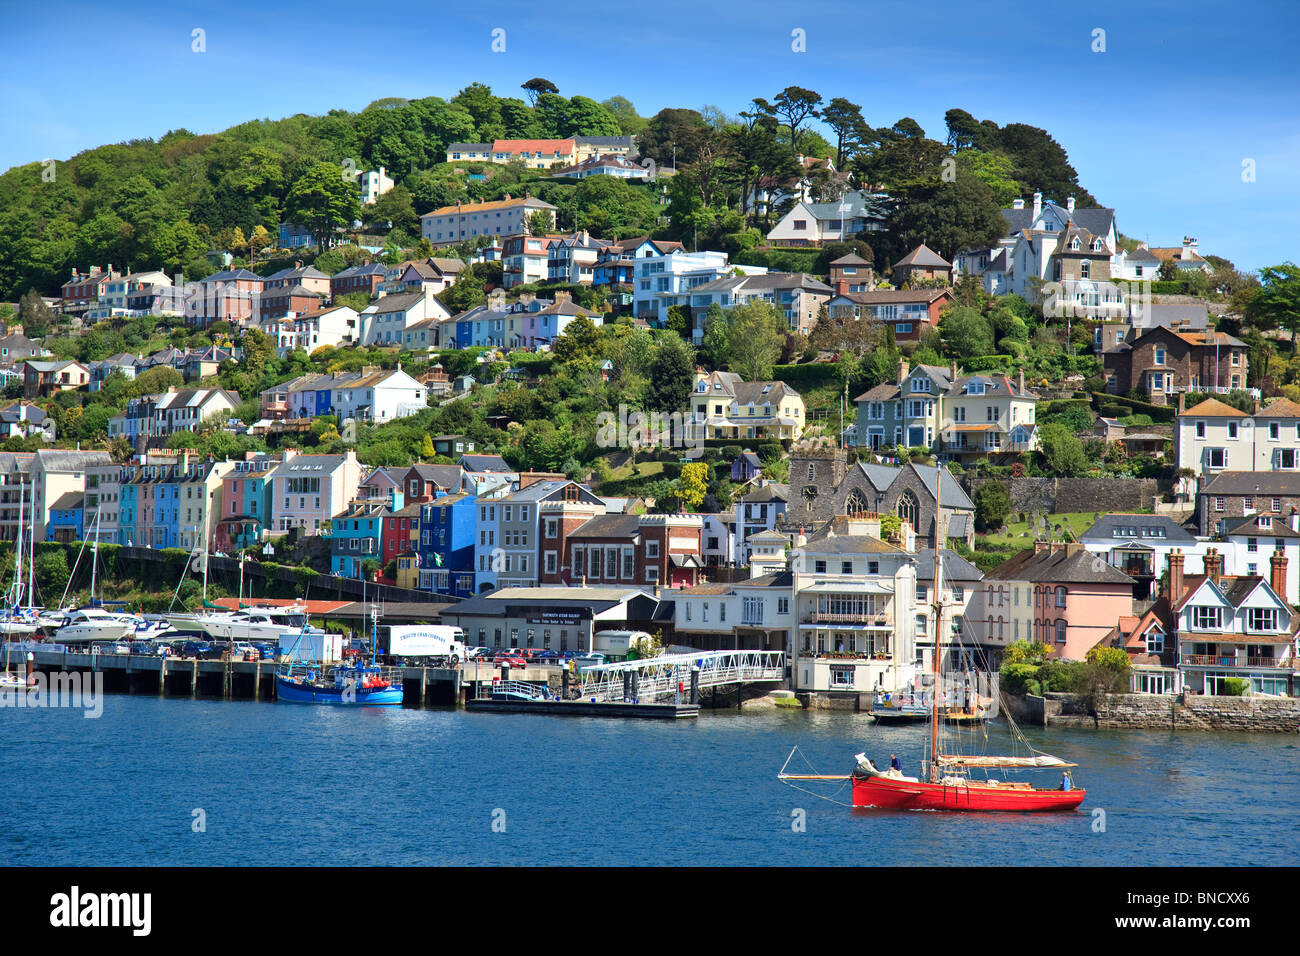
2 696 1298 866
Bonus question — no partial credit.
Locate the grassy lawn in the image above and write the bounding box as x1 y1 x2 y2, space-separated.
976 510 1138 550
605 460 666 482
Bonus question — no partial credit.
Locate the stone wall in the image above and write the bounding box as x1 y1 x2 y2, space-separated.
966 477 1165 517
1008 692 1300 732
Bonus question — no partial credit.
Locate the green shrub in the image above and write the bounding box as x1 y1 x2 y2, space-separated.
1223 677 1249 697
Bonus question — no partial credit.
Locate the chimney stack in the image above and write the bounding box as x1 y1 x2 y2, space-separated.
836 279 848 296
1168 548 1185 602
1204 548 1222 586
1066 196 1076 214
1290 506 1298 533
1012 198 1024 211
1270 545 1287 596
950 359 957 380
1018 367 1025 394
1032 192 1042 220
1178 391 1186 415
898 357 909 384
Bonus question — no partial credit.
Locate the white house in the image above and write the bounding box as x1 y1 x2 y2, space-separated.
766 190 886 247
632 248 767 322
264 304 359 356
359 290 450 347
331 367 428 424
1220 513 1300 604
357 167 394 206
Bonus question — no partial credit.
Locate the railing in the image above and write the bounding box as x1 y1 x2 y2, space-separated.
478 679 547 700
804 612 890 626
578 650 785 703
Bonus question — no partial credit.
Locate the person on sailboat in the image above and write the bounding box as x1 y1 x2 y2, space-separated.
1061 771 1074 791
890 754 901 773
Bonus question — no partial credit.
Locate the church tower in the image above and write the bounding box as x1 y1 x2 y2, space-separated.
787 436 847 520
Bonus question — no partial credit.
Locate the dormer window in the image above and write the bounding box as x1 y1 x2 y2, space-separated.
1070 238 1081 250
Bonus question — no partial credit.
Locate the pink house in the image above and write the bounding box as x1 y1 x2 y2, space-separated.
988 541 1136 661
267 449 363 535
186 267 267 327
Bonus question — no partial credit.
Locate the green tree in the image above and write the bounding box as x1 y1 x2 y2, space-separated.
973 481 1011 532
521 77 559 106
551 315 601 362
1038 423 1089 476
721 301 785 382
648 332 694 413
939 305 995 356
284 161 362 249
1244 262 1300 347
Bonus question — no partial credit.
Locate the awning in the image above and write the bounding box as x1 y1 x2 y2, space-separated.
800 581 894 594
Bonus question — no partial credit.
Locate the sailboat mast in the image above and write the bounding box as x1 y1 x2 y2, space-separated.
13 483 24 609
930 466 944 781
27 493 34 608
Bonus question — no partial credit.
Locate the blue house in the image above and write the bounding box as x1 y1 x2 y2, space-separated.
417 492 477 598
330 501 384 578
47 492 84 544
279 223 314 249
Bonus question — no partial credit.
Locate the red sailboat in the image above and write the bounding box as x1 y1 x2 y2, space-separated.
782 467 1086 813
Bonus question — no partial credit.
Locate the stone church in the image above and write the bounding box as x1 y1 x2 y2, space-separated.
780 439 976 549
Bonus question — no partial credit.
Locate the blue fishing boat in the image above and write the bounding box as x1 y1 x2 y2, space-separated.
275 661 403 706
274 604 403 706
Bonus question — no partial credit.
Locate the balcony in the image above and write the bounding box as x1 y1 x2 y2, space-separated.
803 611 892 627
1183 654 1288 669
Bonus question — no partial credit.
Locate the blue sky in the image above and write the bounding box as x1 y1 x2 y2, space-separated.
1 0 1297 270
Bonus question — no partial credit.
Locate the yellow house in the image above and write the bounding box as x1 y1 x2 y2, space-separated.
689 369 805 442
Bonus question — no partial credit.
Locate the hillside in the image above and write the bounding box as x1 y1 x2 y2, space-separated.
0 83 1098 300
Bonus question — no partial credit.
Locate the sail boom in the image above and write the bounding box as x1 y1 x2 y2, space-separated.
937 755 1076 769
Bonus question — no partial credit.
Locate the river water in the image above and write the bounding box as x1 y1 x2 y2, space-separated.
2 697 1297 865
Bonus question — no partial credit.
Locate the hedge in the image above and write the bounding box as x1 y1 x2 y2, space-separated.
1089 392 1175 423
771 363 844 383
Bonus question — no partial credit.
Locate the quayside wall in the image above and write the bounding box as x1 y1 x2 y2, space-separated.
1004 692 1300 732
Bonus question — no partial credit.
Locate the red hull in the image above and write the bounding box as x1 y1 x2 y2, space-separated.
852 774 1085 812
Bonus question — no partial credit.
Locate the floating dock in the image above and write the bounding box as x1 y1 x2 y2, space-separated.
466 697 698 719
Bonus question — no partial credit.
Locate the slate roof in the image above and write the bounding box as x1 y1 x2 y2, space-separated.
892 244 951 269
1000 202 1115 241
986 546 1136 585
913 549 984 583
1224 514 1300 538
458 454 511 473
1200 472 1300 496
568 514 641 539
1081 514 1199 544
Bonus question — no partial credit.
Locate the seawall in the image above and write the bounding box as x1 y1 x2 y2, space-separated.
1004 692 1300 733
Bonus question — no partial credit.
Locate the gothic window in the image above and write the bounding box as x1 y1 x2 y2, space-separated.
807 463 816 482
897 489 918 529
846 489 869 517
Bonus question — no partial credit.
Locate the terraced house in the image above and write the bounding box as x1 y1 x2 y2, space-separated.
107 387 241 444
267 450 362 535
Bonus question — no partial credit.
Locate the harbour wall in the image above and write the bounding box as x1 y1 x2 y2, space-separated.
1005 692 1300 733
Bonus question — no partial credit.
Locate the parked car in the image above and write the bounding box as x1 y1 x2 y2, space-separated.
180 641 209 658
493 651 527 667
467 646 494 660
252 642 278 661
128 642 152 655
230 642 258 660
